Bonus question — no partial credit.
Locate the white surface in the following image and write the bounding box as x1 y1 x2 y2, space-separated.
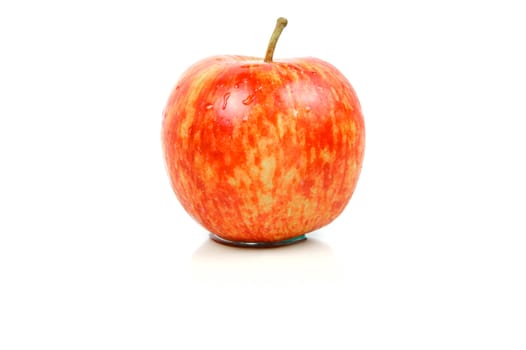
1 0 525 349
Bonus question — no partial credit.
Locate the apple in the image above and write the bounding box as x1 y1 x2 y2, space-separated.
162 18 365 247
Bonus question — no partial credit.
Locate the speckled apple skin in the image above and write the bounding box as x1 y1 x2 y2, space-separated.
162 55 365 243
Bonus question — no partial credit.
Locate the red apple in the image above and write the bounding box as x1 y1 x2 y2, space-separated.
162 18 365 246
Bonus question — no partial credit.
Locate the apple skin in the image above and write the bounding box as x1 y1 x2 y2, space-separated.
162 55 365 243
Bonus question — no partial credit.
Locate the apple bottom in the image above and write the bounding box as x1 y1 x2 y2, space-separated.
209 233 307 248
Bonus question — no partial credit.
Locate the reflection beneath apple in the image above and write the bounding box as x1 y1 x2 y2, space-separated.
190 236 345 288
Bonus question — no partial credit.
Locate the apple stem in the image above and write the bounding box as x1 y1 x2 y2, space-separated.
264 17 288 62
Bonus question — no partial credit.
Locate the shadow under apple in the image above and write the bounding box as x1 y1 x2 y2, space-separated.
190 233 346 289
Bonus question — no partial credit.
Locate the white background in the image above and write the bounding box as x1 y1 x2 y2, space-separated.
1 0 525 349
